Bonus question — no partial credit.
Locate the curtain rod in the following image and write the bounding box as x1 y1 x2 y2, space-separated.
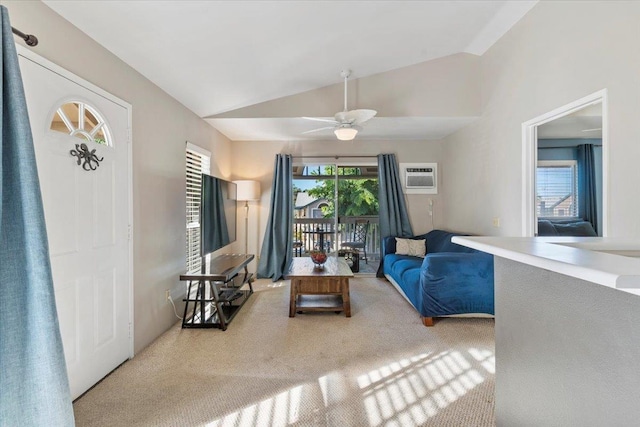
12 26 38 47
292 155 378 159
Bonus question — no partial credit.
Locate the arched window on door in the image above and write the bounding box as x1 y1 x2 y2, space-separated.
50 101 112 146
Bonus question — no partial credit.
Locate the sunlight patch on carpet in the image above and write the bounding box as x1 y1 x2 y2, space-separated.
205 384 303 427
468 347 496 374
266 281 286 288
357 350 492 426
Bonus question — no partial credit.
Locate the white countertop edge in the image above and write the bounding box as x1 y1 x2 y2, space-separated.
452 236 640 295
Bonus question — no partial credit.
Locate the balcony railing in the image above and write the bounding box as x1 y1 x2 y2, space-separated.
293 216 380 260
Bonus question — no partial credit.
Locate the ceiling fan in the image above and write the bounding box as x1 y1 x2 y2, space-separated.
302 70 377 141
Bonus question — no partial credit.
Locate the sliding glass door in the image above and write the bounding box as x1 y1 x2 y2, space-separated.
292 162 380 274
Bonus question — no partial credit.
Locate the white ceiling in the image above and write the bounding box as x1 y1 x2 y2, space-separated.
44 0 537 141
538 103 603 139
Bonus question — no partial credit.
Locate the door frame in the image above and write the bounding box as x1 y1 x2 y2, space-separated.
521 89 608 237
17 46 135 358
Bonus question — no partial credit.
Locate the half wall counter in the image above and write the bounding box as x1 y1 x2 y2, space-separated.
452 236 640 426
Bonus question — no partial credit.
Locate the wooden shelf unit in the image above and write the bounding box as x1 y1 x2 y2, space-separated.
286 257 353 317
179 254 254 330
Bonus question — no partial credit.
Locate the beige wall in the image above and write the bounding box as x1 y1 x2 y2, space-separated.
213 53 480 119
6 1 232 352
441 1 640 238
231 139 445 272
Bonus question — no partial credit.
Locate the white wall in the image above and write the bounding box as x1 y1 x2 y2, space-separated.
441 1 640 238
230 139 445 273
6 1 232 352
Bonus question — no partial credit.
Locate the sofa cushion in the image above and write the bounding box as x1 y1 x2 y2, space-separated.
553 221 597 236
537 220 559 236
425 229 476 254
395 238 426 257
420 252 495 315
383 235 426 257
383 230 474 257
383 254 424 308
384 254 423 277
537 219 597 236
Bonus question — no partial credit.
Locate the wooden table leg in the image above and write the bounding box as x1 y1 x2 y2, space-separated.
289 280 297 317
343 278 351 317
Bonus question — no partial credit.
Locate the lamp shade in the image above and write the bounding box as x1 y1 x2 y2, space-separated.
234 180 261 201
334 127 358 141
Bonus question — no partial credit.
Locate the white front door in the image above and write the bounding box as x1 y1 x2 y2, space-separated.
19 53 132 400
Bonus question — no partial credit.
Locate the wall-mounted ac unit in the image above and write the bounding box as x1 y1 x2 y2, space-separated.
400 163 437 194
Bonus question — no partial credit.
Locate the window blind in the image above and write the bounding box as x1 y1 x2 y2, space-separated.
536 160 578 218
186 146 210 273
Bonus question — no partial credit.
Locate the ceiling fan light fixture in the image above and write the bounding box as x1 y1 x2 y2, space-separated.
303 69 375 140
334 127 358 141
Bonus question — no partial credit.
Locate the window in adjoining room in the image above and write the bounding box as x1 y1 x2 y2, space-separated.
186 143 211 274
536 160 578 218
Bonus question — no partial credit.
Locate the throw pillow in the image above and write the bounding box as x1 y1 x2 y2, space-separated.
395 238 426 257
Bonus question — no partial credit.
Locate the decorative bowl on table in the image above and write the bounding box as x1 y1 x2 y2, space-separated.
310 250 327 269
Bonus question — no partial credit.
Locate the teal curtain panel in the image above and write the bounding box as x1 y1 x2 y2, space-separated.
257 154 293 281
577 144 598 234
0 6 75 426
377 153 413 277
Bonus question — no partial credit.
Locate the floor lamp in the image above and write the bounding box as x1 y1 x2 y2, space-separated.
233 180 261 254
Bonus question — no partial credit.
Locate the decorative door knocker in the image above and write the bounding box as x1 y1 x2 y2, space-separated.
70 143 103 171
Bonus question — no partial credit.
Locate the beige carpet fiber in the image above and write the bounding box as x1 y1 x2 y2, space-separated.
74 278 495 426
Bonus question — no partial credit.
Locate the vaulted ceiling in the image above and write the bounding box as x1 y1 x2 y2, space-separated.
44 1 537 141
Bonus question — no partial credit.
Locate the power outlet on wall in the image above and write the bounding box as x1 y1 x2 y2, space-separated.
165 290 171 302
492 217 501 228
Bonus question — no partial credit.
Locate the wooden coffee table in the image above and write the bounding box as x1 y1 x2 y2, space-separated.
286 257 353 317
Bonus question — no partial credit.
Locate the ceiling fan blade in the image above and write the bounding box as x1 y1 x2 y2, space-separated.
582 128 602 132
335 109 377 124
345 109 377 125
302 116 339 124
302 126 335 135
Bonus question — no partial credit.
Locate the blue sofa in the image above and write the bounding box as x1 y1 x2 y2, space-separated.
537 219 597 236
382 230 494 326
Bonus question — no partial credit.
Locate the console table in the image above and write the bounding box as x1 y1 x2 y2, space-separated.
179 254 254 330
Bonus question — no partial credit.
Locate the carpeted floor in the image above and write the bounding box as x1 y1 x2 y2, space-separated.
73 278 495 426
